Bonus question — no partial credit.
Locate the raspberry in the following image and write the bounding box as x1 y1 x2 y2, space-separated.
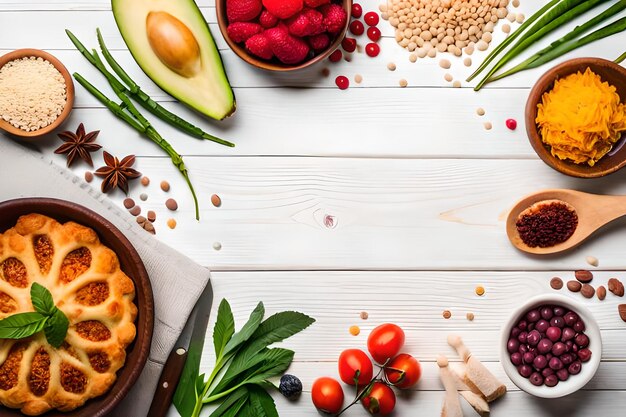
286 8 324 37
245 33 274 60
320 3 347 35
304 0 330 7
262 0 303 19
265 25 311 64
226 0 262 23
259 9 279 28
227 22 263 43
308 33 330 52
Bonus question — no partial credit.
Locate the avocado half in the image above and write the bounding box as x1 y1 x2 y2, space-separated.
112 0 235 120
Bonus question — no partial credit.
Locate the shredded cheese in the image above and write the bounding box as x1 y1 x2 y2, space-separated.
536 68 626 166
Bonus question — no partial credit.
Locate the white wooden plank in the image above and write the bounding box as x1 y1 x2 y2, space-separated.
38 155 626 270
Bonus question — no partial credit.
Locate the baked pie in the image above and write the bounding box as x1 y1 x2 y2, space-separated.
0 213 137 415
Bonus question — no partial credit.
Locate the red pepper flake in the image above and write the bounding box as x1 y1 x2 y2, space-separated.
515 200 578 248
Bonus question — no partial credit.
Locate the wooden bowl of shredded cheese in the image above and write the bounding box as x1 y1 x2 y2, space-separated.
526 57 626 178
0 49 74 138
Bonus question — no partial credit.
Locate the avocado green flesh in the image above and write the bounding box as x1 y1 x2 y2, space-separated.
112 0 235 120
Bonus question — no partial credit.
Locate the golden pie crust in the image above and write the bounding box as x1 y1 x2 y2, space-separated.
0 214 137 415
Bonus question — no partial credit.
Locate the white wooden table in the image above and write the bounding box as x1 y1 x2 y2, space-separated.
2 1 626 416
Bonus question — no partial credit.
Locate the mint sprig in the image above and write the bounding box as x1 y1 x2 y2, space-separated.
0 283 70 348
173 299 315 417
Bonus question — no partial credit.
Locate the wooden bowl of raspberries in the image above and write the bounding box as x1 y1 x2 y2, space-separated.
217 0 352 71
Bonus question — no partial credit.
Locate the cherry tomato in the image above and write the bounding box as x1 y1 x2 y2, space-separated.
364 12 380 27
361 382 396 415
385 353 422 389
311 377 344 414
367 323 405 364
338 349 373 386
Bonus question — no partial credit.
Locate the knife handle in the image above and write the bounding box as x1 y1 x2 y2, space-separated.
147 346 188 417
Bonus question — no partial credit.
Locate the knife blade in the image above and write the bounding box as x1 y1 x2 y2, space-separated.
147 280 214 417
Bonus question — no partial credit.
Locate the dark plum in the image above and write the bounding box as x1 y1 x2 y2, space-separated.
540 306 554 320
511 327 522 338
545 374 559 387
568 361 582 375
537 338 553 354
546 326 562 342
578 348 592 362
549 357 564 370
535 319 549 333
573 320 586 332
542 368 555 377
526 309 541 322
553 306 566 316
556 368 570 381
560 353 574 366
529 372 544 386
523 352 536 364
527 330 541 346
518 320 528 331
518 364 532 378
533 355 548 369
562 327 576 342
575 334 589 348
518 331 528 344
510 352 523 366
564 311 579 327
552 342 567 356
519 344 529 354
507 338 520 354
550 316 565 328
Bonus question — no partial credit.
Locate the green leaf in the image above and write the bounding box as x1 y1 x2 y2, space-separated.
222 302 264 357
0 312 47 339
44 309 69 348
30 282 56 315
244 348 294 385
174 360 201 417
248 385 279 417
209 387 249 417
213 299 235 359
196 373 206 395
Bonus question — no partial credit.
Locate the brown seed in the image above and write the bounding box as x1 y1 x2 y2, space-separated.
581 284 595 299
575 270 593 283
140 193 148 201
141 176 150 186
550 277 563 290
466 312 475 321
211 194 221 207
619 304 626 322
160 180 170 192
597 286 606 301
147 210 156 222
84 171 94 183
360 311 369 320
442 310 452 319
129 205 141 216
167 218 177 229
567 280 582 292
143 221 156 235
136 216 147 225
165 198 178 211
123 198 135 209
608 278 625 297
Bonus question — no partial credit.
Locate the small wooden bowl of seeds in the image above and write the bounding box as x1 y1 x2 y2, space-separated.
0 49 74 138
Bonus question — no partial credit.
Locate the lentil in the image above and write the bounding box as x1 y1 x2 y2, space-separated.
167 218 177 229
439 58 451 69
160 180 170 192
0 57 67 132
475 286 485 296
165 198 178 211
444 73 453 82
443 310 452 319
399 79 408 88
129 205 141 216
360 311 369 320
515 200 578 248
483 121 492 130
354 74 363 83
84 171 94 183
476 107 486 116
452 80 461 88
466 312 475 321
387 62 397 71
141 176 150 186
139 193 148 201
147 210 156 222
502 23 511 33
349 325 361 336
464 57 472 67
123 198 135 209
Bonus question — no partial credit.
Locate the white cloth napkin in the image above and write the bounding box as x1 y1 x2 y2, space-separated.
0 137 210 417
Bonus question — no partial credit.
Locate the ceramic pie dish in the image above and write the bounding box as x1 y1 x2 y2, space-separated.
0 198 153 417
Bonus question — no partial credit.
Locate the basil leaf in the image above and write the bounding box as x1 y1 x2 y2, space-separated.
44 308 69 348
30 282 56 315
222 302 264 357
248 385 278 417
209 387 249 417
213 312 314 392
0 312 47 339
213 299 235 359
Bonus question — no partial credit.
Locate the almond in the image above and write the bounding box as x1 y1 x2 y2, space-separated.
575 270 593 283
597 286 606 301
581 284 595 299
608 278 624 297
619 304 626 322
567 280 582 292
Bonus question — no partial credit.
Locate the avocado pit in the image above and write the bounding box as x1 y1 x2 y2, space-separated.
146 11 201 78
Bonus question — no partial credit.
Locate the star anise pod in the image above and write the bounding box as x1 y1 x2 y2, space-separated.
54 123 102 167
94 151 141 194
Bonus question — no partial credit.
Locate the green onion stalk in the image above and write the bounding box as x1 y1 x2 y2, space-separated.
616 51 626 64
489 2 626 82
72 69 200 220
470 0 613 90
66 29 233 147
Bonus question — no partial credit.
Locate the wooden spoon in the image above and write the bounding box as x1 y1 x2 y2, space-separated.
506 189 626 255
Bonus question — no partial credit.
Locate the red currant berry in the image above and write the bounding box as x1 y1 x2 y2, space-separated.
367 27 381 42
365 42 380 57
350 20 365 36
351 3 363 18
506 119 518 130
335 75 349 90
364 12 380 26
341 37 357 53
328 49 343 63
